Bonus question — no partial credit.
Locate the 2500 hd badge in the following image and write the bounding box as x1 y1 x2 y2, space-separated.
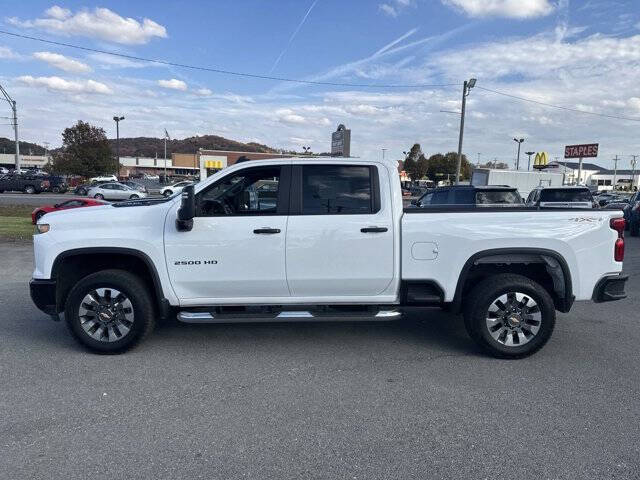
174 260 218 265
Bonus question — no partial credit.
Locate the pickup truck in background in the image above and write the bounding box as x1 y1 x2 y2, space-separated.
30 158 628 358
526 186 597 209
0 173 49 194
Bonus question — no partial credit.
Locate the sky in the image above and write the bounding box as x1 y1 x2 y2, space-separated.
0 0 639 169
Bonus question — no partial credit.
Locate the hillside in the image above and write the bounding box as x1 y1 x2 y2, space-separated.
106 135 278 157
0 137 47 156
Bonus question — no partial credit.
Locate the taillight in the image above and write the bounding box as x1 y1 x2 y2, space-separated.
610 218 625 262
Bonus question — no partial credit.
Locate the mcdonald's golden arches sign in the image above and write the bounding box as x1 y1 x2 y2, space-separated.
533 152 548 170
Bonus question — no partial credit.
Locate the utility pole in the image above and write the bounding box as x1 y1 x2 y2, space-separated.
455 78 476 184
164 129 170 183
513 138 524 170
613 155 619 190
525 151 535 171
113 116 124 177
382 148 387 160
476 152 481 166
0 83 20 171
630 155 637 192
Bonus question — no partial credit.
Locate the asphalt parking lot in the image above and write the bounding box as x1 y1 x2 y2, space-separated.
1 239 638 480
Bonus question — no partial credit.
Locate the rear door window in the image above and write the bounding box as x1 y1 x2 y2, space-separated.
301 165 374 214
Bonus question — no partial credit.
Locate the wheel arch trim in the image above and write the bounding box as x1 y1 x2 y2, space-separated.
451 247 574 313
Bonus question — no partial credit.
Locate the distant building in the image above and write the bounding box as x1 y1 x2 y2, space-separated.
118 149 292 179
331 124 351 157
0 153 50 170
545 161 639 191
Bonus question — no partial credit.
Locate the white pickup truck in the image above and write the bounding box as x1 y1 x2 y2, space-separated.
30 158 628 358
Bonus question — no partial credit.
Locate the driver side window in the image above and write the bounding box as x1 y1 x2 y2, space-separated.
196 166 281 217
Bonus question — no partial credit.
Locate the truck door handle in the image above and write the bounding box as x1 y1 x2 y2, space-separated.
253 228 281 234
361 226 388 233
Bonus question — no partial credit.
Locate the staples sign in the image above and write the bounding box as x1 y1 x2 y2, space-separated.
564 143 599 159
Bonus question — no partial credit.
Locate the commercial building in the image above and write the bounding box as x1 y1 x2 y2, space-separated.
0 153 50 170
544 161 638 191
118 149 292 179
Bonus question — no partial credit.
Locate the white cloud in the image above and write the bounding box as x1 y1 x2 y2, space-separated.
33 51 92 73
0 46 19 59
379 4 398 17
8 6 167 45
157 78 187 91
195 88 213 96
442 0 554 18
627 97 640 111
276 108 307 124
18 75 112 94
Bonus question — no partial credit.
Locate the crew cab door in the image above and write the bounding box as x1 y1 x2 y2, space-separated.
285 163 395 298
164 165 291 302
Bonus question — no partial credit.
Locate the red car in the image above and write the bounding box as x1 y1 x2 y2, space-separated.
31 198 108 224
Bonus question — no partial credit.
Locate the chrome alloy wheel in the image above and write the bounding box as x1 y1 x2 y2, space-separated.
78 288 134 342
485 292 541 347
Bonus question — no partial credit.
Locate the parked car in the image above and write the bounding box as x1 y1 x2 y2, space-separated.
160 181 193 197
0 173 49 194
87 183 148 201
526 186 596 208
411 185 522 208
74 179 116 195
31 198 108 224
90 175 118 183
625 191 640 236
29 158 627 357
42 175 69 194
0 166 10 175
596 192 627 207
121 181 148 194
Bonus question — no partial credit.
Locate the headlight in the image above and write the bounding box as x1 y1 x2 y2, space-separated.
35 223 50 234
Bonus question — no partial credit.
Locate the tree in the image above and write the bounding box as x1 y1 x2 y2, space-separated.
50 121 115 177
403 143 423 181
479 161 508 170
426 152 472 182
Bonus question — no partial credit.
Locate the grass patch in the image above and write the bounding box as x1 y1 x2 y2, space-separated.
0 204 34 242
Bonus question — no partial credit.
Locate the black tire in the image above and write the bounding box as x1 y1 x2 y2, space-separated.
463 274 556 359
630 220 639 237
94 193 104 200
24 185 35 194
35 211 46 222
52 186 60 193
77 187 87 196
163 190 173 197
129 194 139 199
64 269 155 354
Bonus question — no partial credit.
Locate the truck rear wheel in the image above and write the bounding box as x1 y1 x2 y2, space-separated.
64 269 155 354
463 274 555 359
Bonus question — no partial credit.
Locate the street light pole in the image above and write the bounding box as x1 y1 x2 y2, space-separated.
113 115 124 178
631 155 638 191
525 151 535 171
1 83 20 171
382 148 387 160
455 78 476 185
512 138 524 170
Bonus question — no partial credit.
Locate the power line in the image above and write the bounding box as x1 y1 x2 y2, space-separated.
476 86 640 122
0 29 457 89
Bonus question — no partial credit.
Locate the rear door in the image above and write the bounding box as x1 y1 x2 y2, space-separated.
285 163 394 298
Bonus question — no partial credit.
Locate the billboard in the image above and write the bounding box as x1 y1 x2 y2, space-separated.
564 143 598 158
331 124 351 157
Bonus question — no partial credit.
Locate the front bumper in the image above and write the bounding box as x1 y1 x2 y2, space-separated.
592 274 628 303
30 278 58 314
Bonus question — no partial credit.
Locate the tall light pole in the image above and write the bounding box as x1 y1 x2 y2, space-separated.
525 151 535 171
613 155 619 190
455 78 476 185
512 138 524 170
0 83 20 171
164 129 170 183
113 116 124 177
382 148 387 160
631 155 638 191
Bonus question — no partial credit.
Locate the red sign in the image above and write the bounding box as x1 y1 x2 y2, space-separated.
564 143 599 159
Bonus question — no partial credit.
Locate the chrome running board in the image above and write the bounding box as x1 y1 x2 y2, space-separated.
177 309 402 324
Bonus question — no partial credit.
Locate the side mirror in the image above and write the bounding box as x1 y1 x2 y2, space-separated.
176 185 195 232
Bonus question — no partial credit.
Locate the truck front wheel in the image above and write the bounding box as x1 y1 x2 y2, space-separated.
463 274 555 359
64 269 155 354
